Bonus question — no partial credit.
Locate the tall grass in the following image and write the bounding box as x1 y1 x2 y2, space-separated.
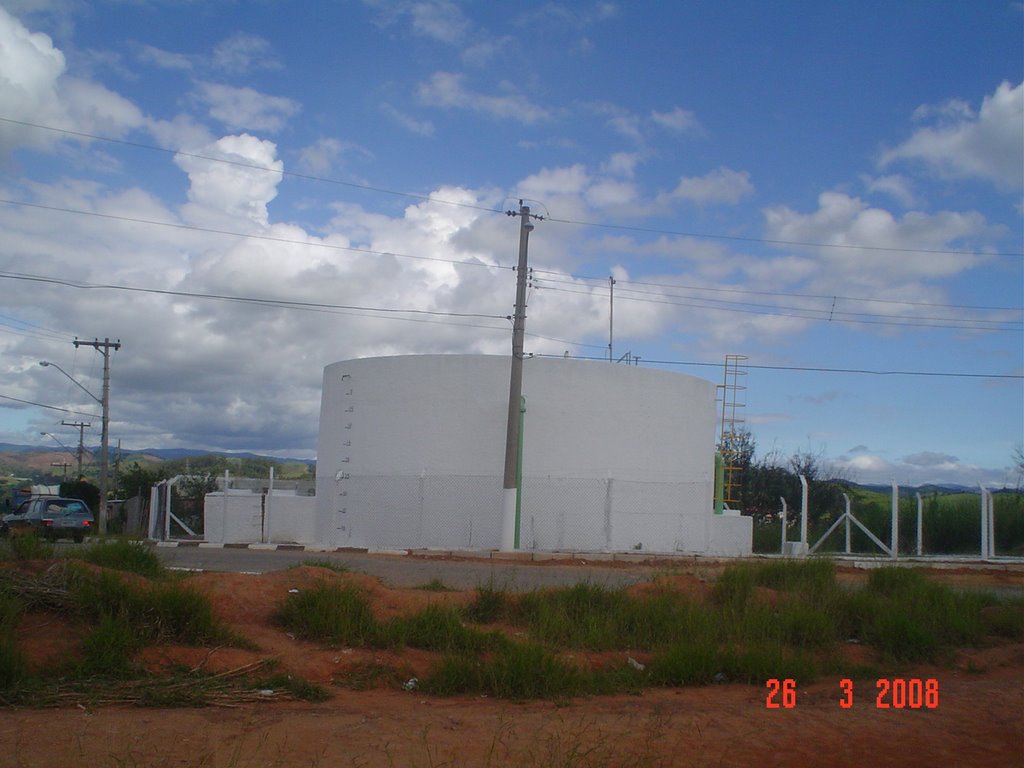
69 539 165 578
66 567 230 645
274 582 378 645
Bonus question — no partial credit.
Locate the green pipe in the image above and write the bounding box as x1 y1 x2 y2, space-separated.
714 452 724 514
515 395 526 549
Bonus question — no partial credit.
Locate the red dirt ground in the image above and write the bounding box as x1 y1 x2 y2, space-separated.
2 563 1022 768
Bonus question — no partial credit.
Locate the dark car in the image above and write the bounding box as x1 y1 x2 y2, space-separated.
0 496 94 542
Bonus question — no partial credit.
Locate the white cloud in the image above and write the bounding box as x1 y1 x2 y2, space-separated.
763 191 996 289
664 167 754 205
0 6 144 156
193 82 300 133
135 43 193 71
833 450 1012 487
381 103 435 136
212 32 282 74
600 152 640 178
417 71 552 124
294 137 372 175
410 0 470 43
881 80 1024 189
650 106 699 133
174 134 284 228
861 174 918 208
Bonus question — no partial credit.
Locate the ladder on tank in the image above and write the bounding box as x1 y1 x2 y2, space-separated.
717 355 748 510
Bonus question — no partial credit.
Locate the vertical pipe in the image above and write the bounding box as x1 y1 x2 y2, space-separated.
843 493 851 554
714 452 724 514
515 396 526 549
890 481 899 559
915 492 923 557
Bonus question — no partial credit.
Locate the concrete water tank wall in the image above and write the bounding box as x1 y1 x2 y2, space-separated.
314 355 750 555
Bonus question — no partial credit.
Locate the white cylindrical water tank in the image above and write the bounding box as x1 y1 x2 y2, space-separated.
315 355 726 553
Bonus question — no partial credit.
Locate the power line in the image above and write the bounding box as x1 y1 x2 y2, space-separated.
534 354 1024 380
534 272 1022 324
553 272 1023 314
543 215 1024 259
4 116 1021 259
532 280 1022 332
0 393 99 417
0 269 508 321
0 198 508 272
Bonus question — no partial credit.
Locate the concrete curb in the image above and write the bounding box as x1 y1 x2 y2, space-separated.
144 540 1024 570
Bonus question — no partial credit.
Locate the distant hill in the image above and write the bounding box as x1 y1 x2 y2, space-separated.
0 443 315 478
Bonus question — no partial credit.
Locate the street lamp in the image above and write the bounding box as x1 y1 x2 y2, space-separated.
40 430 76 455
39 360 110 533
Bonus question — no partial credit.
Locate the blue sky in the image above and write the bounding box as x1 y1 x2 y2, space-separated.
0 1 1021 487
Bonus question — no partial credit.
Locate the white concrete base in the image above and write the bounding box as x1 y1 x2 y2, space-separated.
500 487 518 551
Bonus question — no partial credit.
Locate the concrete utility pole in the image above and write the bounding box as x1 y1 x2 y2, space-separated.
74 337 121 535
608 275 616 362
61 420 90 479
501 202 541 551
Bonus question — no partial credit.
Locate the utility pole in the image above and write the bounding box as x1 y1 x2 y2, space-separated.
50 461 70 480
61 420 90 479
74 337 121 535
608 276 616 362
501 202 541 551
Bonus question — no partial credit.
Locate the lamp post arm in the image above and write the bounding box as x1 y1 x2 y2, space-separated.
39 361 101 405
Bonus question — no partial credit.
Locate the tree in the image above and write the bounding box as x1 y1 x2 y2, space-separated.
60 479 100 513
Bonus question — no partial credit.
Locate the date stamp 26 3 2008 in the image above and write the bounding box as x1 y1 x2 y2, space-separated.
765 678 939 710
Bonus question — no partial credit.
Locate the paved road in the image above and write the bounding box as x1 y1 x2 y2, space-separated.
152 546 658 591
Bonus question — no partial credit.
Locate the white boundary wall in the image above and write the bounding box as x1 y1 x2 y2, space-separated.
204 491 316 545
315 355 751 555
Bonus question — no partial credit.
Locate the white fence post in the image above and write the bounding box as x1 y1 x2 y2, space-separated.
780 497 788 554
890 481 899 560
265 466 274 544
799 475 809 550
222 470 229 544
979 485 988 559
915 492 923 557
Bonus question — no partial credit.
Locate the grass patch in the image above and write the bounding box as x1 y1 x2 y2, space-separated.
274 581 378 645
290 558 350 573
424 643 585 700
463 581 513 624
383 603 504 653
7 534 54 561
415 578 455 592
68 567 234 646
78 612 143 677
69 539 165 578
